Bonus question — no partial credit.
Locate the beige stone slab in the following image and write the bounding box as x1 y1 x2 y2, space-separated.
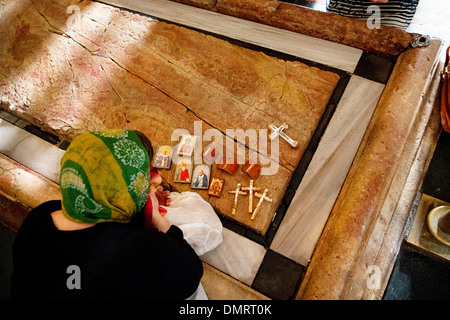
13 0 338 169
348 59 443 300
201 263 270 300
270 76 385 266
0 153 61 209
0 0 339 234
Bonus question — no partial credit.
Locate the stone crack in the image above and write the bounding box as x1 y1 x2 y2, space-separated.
29 0 286 168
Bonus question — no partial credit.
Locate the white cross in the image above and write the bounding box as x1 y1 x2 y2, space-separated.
269 123 299 149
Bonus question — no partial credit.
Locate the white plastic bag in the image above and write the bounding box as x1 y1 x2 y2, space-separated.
162 191 223 256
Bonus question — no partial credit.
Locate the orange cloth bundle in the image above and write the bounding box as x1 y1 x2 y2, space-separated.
441 46 450 133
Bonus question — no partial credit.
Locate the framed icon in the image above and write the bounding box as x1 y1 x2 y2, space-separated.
153 145 173 169
177 134 198 157
202 144 221 165
174 158 193 183
208 177 225 197
191 164 211 189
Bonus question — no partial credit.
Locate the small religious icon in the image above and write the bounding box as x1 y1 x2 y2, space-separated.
217 156 239 175
177 135 198 157
208 177 225 197
191 164 211 189
202 145 221 165
174 159 193 183
242 161 262 180
153 145 173 169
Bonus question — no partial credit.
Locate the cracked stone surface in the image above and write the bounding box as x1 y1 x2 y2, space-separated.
0 0 339 234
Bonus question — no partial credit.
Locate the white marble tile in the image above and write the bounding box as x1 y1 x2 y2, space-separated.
200 228 266 285
270 75 385 266
99 0 362 72
0 120 65 183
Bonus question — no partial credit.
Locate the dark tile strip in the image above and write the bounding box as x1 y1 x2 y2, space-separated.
252 250 304 300
354 52 396 84
422 130 450 203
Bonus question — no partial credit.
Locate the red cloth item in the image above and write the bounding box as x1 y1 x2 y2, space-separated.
441 46 450 133
143 193 154 229
144 165 168 228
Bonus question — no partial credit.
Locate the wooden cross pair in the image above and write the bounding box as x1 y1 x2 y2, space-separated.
228 180 272 220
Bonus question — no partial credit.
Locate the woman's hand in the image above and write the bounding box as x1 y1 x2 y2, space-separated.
154 185 171 207
144 167 172 232
148 189 171 233
150 165 171 209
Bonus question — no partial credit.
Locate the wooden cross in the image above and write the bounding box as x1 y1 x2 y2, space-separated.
241 180 261 214
255 190 273 203
228 183 247 215
251 188 271 220
269 123 299 149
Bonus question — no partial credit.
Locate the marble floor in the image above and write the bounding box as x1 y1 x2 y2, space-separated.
0 0 449 300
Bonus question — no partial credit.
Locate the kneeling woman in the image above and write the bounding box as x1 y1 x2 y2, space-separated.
11 129 203 299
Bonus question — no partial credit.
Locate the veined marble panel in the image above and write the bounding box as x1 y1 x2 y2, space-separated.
200 228 267 285
0 120 65 183
270 75 385 266
99 0 362 72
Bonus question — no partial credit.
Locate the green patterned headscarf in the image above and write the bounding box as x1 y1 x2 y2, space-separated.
59 129 151 224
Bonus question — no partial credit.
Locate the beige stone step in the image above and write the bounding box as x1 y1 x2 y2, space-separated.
201 264 269 300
